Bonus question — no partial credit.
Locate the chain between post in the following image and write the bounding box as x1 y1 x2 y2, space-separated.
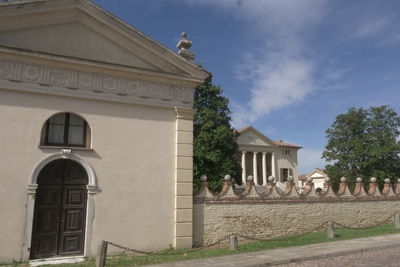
103 213 399 257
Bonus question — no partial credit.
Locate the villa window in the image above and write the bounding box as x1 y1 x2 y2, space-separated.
283 149 290 155
280 168 292 182
44 113 89 147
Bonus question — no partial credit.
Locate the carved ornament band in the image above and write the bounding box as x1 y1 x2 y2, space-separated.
0 60 194 104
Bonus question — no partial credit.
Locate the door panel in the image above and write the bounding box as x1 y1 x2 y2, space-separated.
31 186 62 258
64 161 88 185
37 160 64 185
36 209 59 233
59 185 86 256
65 210 83 231
61 235 83 254
33 237 58 258
31 160 88 259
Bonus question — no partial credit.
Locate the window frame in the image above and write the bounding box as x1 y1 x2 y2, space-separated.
44 113 88 148
281 168 292 182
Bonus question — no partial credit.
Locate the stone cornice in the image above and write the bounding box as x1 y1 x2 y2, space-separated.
237 144 280 153
175 107 196 120
0 58 195 108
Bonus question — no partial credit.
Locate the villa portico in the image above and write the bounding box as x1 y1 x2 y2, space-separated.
236 126 301 186
240 151 276 186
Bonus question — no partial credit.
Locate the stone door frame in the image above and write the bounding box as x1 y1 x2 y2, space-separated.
22 151 97 261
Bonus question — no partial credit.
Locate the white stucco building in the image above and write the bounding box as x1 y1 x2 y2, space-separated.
299 168 328 191
0 0 208 262
236 126 302 186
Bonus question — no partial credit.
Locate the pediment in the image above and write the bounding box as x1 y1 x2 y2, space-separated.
308 169 327 178
0 22 163 71
310 172 325 178
236 127 277 147
0 0 208 82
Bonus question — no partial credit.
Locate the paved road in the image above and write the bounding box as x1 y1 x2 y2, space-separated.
146 234 400 267
279 246 400 267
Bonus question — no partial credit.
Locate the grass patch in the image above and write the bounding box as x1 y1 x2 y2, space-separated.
0 260 27 267
13 224 400 267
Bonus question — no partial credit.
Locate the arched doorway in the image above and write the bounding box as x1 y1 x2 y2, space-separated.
30 159 88 259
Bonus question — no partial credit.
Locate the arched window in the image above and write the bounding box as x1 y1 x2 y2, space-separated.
43 113 90 147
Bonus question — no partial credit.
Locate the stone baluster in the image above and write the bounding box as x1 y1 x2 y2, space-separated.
353 177 366 196
368 177 378 195
396 178 400 195
337 177 348 195
382 178 393 195
218 175 236 198
283 176 294 196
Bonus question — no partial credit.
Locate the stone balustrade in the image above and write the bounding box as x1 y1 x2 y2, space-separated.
195 175 400 203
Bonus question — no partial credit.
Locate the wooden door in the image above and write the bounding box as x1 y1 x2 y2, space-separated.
31 159 88 259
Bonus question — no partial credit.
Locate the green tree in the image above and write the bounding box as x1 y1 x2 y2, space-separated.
193 77 241 193
323 106 400 190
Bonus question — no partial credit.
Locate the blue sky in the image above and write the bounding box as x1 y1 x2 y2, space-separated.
93 0 400 174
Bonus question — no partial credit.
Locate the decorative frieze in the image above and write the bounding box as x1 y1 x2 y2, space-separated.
0 60 194 104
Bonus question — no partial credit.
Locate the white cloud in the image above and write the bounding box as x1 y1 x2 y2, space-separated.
298 148 327 174
181 0 329 128
323 67 353 82
352 17 391 39
342 4 400 45
248 57 314 117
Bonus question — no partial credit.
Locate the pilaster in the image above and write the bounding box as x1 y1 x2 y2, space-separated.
22 184 38 261
174 107 195 249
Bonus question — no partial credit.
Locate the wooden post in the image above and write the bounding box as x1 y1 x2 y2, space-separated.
229 235 238 251
395 214 400 229
96 241 108 267
327 222 335 239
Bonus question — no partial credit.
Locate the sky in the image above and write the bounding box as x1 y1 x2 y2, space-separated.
93 0 400 174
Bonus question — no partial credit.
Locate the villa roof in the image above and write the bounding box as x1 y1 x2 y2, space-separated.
299 174 307 180
274 140 302 149
300 168 328 181
236 126 302 149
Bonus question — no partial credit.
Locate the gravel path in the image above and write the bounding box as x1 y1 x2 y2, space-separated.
278 246 400 267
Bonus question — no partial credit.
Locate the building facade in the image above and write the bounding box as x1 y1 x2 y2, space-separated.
0 0 208 262
299 168 328 191
236 126 302 186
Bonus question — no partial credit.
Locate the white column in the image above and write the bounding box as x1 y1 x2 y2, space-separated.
241 151 247 184
271 152 276 181
262 152 267 186
253 152 258 185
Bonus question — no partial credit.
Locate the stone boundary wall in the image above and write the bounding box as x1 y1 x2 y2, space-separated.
193 176 400 246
